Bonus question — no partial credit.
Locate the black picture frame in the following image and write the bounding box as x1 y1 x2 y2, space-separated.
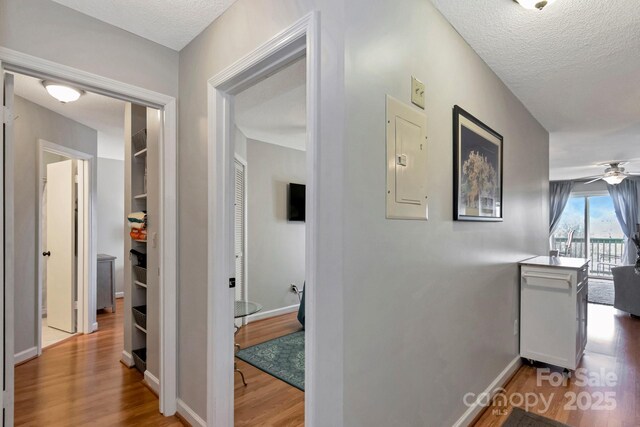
453 105 504 222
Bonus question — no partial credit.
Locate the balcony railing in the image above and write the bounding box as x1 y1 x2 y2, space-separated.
552 237 624 278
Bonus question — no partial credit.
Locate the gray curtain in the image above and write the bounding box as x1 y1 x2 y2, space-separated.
549 181 574 235
607 179 639 265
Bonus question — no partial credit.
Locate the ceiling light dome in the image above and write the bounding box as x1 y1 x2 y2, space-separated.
602 173 626 185
514 0 558 10
42 81 84 103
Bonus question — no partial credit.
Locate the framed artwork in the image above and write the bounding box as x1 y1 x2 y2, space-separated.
453 105 503 221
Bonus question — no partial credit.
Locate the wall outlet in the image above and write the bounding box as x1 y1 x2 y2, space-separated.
514 319 519 335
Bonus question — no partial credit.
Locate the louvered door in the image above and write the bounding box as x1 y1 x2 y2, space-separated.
234 159 246 305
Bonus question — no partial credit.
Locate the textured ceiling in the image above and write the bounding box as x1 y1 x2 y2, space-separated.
235 58 306 152
430 0 640 180
50 0 238 50
13 72 126 158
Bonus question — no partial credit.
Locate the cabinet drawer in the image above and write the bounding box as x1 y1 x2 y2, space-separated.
521 269 573 290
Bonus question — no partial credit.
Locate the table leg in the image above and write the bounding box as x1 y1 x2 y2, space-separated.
234 322 247 386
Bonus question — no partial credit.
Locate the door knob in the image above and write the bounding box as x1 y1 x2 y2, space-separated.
42 251 51 257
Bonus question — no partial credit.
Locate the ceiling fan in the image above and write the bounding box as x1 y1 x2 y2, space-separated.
582 162 640 185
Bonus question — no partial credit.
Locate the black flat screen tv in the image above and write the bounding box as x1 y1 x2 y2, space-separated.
288 183 305 222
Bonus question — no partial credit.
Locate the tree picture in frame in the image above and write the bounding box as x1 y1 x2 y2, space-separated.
453 105 503 221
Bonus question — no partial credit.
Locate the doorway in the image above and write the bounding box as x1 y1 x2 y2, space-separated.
0 48 178 423
207 12 319 426
551 194 625 277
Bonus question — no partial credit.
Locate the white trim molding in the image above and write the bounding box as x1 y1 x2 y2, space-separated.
247 304 299 323
452 356 522 427
177 399 206 427
14 347 38 365
207 11 319 427
0 47 178 416
144 370 161 396
115 291 124 299
121 350 135 368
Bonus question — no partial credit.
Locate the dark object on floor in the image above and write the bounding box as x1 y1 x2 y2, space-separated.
297 283 305 328
502 407 570 427
236 331 305 391
612 266 640 316
588 278 615 306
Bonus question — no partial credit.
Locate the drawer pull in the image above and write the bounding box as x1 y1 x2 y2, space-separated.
522 273 572 289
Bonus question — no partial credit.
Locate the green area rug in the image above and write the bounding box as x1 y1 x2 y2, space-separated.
503 407 570 427
236 331 305 391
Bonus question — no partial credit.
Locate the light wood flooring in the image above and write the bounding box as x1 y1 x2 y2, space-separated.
474 304 640 426
235 312 305 427
15 299 183 426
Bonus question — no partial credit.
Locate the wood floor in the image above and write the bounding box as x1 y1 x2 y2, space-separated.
14 299 183 426
474 304 640 427
235 312 305 427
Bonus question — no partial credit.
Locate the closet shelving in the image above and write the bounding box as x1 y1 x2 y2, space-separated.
129 120 148 374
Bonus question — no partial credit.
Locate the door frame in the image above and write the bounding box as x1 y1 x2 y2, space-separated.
0 48 178 416
207 12 319 426
37 140 92 352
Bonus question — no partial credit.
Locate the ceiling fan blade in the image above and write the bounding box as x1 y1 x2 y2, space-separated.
584 177 603 184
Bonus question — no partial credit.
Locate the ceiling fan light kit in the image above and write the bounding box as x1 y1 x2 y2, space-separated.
582 162 640 185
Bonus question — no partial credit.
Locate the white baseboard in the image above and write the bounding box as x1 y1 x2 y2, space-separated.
177 398 206 427
116 291 124 299
144 370 160 395
14 346 38 365
247 304 299 323
92 322 99 332
121 350 134 368
452 356 522 427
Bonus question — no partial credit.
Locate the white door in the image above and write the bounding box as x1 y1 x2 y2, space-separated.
45 160 76 333
234 159 246 304
1 62 16 427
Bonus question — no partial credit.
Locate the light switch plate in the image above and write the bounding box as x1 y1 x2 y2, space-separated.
411 76 425 109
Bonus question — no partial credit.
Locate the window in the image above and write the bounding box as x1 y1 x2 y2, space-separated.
551 194 624 277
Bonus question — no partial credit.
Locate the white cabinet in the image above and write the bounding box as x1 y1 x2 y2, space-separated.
519 256 589 371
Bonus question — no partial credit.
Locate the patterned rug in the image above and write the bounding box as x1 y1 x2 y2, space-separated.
589 279 614 306
236 331 305 391
503 407 570 427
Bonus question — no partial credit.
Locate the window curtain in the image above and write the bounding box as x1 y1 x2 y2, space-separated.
549 181 574 235
607 179 639 265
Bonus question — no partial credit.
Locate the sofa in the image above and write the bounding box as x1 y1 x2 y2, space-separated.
612 266 640 316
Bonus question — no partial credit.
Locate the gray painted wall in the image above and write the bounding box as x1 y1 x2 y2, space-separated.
97 158 125 294
341 1 549 425
246 140 305 314
0 0 179 97
13 96 97 355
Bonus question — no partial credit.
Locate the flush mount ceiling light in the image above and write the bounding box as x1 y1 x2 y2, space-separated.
514 0 558 10
42 81 84 103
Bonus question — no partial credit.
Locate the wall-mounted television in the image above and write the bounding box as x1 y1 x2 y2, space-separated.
288 183 306 222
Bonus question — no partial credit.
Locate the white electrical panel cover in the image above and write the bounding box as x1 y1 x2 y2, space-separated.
386 95 428 220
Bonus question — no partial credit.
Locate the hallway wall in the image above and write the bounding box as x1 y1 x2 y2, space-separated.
340 1 549 425
13 96 97 355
